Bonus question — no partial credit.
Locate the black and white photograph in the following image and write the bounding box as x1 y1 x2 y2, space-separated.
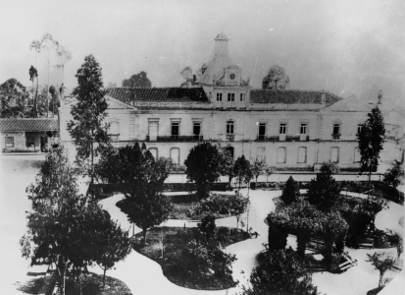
0 0 404 294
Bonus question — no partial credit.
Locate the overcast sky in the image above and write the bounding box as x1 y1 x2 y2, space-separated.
1 0 404 108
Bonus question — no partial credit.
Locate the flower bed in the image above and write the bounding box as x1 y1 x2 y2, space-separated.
132 227 250 290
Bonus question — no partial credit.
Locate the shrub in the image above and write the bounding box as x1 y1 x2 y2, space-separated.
197 215 216 241
383 160 404 188
281 176 300 205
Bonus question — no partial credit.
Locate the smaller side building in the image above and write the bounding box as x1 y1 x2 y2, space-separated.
0 118 59 153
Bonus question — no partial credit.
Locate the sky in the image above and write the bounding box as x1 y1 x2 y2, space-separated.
1 0 404 109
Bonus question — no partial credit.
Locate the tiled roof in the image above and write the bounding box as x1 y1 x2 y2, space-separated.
107 87 210 103
250 90 343 105
0 119 59 132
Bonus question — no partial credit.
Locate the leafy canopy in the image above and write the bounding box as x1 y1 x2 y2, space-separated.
281 176 300 205
357 106 385 173
21 147 128 295
262 65 290 90
241 249 319 295
68 55 110 179
122 71 152 88
98 143 173 243
185 142 224 199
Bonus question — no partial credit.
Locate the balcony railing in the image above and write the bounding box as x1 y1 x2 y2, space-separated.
332 134 341 140
226 135 235 141
146 135 204 142
256 135 304 142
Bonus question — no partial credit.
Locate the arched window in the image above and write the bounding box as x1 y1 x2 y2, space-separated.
331 147 339 163
170 147 180 165
354 147 361 163
277 147 286 163
109 121 119 135
149 148 158 160
297 147 307 163
257 147 266 161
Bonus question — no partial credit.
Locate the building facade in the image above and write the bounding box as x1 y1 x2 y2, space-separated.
60 34 404 171
0 118 59 152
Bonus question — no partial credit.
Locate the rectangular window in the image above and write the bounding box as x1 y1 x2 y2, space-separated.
170 148 180 165
258 123 266 140
193 122 201 136
279 123 287 135
240 93 244 101
217 93 222 101
171 122 179 137
5 136 14 148
226 121 234 135
300 123 308 134
277 147 286 163
297 147 307 163
227 93 235 102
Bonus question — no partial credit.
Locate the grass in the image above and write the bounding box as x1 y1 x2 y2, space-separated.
132 226 250 290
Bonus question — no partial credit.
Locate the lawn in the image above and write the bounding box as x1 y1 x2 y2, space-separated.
132 226 250 290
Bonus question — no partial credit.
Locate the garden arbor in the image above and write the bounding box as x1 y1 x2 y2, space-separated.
266 201 348 266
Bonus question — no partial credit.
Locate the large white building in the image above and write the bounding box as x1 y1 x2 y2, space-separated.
60 34 404 172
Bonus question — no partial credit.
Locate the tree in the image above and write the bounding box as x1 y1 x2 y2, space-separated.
386 229 403 258
48 85 60 117
307 162 341 211
180 66 196 87
241 249 319 295
227 192 249 228
29 66 39 117
219 147 235 188
233 155 253 190
92 208 131 288
98 143 173 244
366 252 396 288
185 142 224 199
0 78 29 118
357 106 385 197
281 176 300 205
122 71 152 88
67 55 110 195
264 165 275 184
262 65 290 90
383 160 404 188
20 147 96 295
251 157 266 186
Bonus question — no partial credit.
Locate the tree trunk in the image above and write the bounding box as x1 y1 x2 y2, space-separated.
34 79 38 118
103 267 107 289
143 228 147 244
297 235 309 258
57 257 66 295
378 271 385 288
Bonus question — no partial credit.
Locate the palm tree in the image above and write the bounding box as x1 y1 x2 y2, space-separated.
366 252 396 288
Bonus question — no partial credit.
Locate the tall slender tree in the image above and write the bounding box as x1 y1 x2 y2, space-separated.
357 106 385 197
29 66 39 117
68 55 110 195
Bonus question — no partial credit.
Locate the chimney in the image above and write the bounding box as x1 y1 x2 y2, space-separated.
378 90 382 104
214 33 229 57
